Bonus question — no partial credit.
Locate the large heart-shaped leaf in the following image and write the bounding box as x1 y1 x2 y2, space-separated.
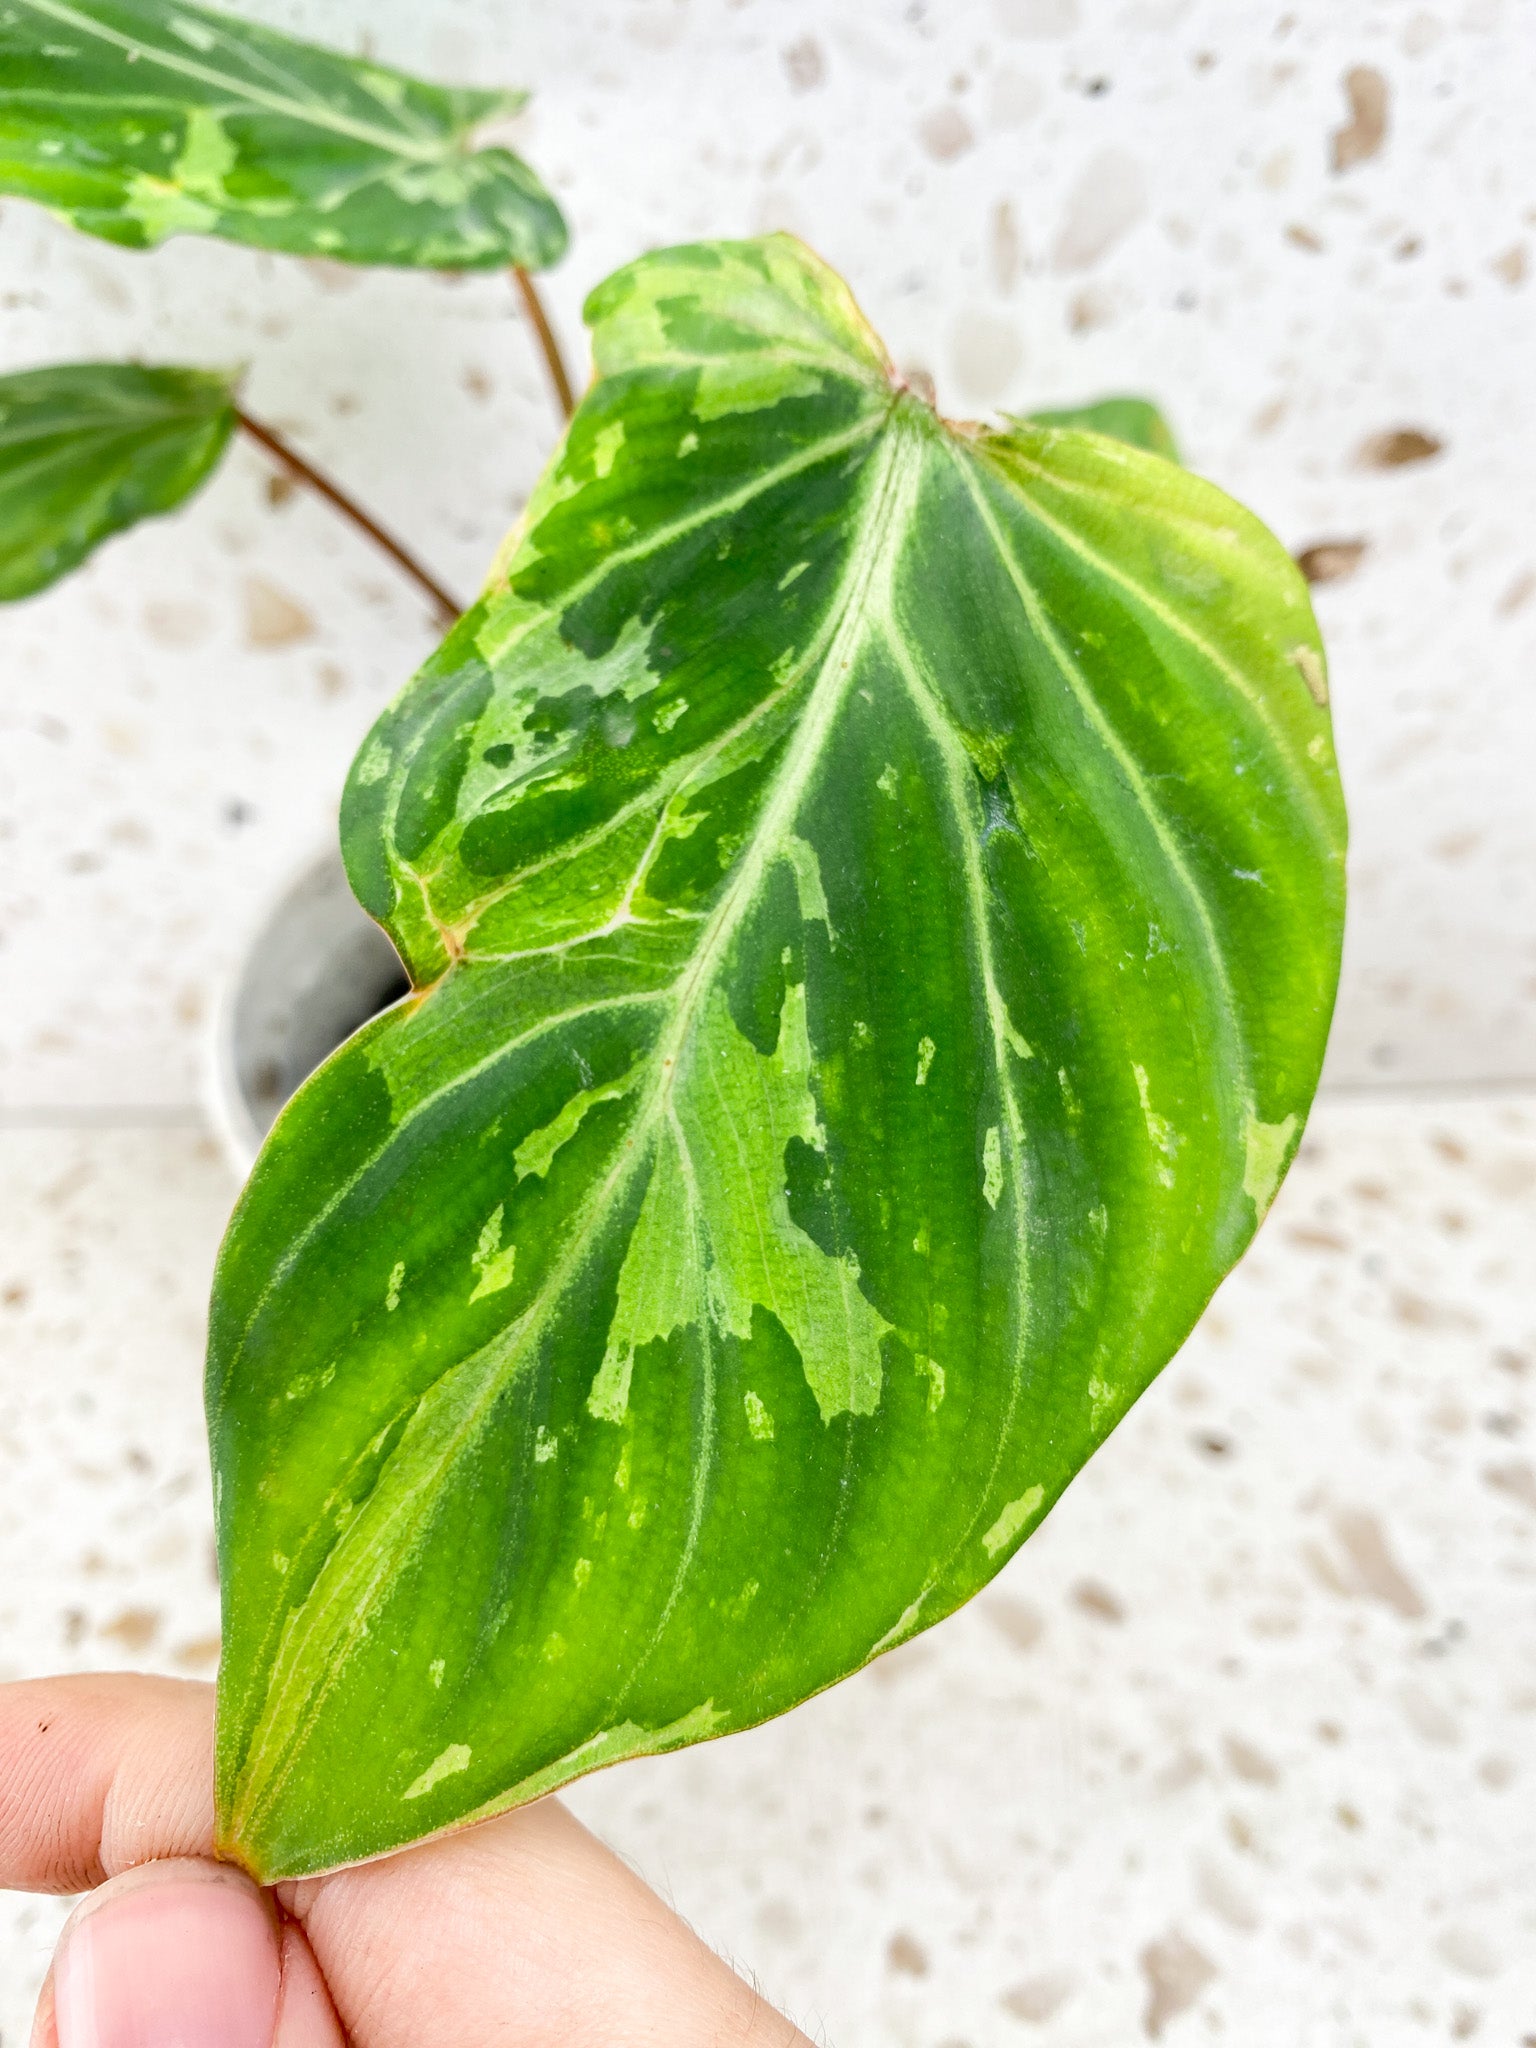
0 0 566 270
208 235 1345 1881
0 360 236 599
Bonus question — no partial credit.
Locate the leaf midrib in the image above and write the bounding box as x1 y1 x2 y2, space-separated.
228 413 925 1835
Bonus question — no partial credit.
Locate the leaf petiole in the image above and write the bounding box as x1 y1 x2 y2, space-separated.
235 406 463 628
513 267 576 422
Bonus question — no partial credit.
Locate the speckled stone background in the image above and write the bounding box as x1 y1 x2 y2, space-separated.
1 1 1532 2042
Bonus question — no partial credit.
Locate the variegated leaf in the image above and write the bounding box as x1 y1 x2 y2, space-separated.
208 235 1346 1880
0 360 236 599
0 0 566 270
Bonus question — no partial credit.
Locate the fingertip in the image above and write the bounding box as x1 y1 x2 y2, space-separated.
51 1858 280 2048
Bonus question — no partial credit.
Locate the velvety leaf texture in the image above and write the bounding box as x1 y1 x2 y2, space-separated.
0 0 566 270
208 235 1346 1880
0 360 236 599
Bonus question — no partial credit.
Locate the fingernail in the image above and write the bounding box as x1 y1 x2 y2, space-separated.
53 1860 280 2048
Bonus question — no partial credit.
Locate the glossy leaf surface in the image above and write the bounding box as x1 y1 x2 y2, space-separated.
209 235 1346 1880
0 360 236 599
0 0 566 270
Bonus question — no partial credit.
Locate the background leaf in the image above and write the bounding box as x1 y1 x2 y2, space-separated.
0 0 566 270
0 360 237 600
208 235 1345 1881
1026 394 1181 462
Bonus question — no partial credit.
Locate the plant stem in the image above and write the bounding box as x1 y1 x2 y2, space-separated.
234 407 463 627
512 266 576 421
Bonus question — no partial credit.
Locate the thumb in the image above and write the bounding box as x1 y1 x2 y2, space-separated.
39 1858 283 2048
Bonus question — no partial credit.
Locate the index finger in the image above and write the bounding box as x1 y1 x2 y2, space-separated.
0 1674 215 1893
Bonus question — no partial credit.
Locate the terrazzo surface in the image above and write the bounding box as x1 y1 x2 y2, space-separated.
2 0 1533 2039
2 0 1535 1105
2 1095 1531 2044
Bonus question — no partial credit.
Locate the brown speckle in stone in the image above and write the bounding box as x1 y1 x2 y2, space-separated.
1483 1460 1536 1513
1392 1290 1476 1332
1296 538 1368 584
1071 1579 1125 1624
992 199 1021 294
243 576 316 650
1477 1755 1516 1790
1497 568 1535 616
172 1635 222 1671
1223 1734 1280 1786
1284 223 1324 253
1491 244 1528 287
783 34 824 92
984 1593 1044 1650
1194 1432 1232 1458
1356 426 1444 468
1140 1931 1216 2038
919 104 975 161
1331 66 1389 172
100 1607 160 1652
1285 1224 1349 1253
143 598 213 647
2 1280 28 1308
995 0 1080 33
1195 1857 1258 1931
1053 150 1146 271
1001 1972 1074 2023
1399 1683 1459 1746
264 470 298 508
887 1930 929 1976
1330 1507 1427 1618
1438 1927 1500 1979
1068 287 1114 333
1335 1801 1362 1830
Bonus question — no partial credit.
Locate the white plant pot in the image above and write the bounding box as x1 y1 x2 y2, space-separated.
206 843 408 1179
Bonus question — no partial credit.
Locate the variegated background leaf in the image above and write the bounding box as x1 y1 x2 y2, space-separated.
0 360 236 599
0 0 566 269
207 235 1346 1881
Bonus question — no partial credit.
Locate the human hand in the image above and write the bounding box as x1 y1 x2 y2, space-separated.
1 1675 811 2047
